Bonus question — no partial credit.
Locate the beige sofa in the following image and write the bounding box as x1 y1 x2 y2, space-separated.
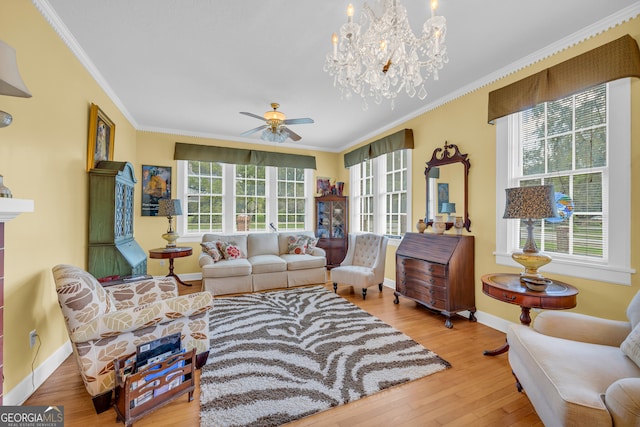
199 231 327 295
507 290 640 426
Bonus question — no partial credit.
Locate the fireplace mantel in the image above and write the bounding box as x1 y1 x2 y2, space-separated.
0 198 34 222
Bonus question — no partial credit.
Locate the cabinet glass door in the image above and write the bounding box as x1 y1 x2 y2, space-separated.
317 201 330 238
331 201 345 238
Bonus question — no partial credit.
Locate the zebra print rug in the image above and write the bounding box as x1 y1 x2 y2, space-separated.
199 285 450 427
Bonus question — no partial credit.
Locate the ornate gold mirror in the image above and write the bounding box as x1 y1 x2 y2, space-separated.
424 142 471 232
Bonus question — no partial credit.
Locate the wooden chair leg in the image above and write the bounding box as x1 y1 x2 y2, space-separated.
333 282 338 293
91 390 113 414
196 350 210 369
362 288 367 299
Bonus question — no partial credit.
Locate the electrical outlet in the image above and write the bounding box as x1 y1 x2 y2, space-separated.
160 260 165 266
29 330 37 348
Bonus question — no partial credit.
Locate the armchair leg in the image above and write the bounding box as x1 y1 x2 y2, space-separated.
196 350 210 369
91 390 113 414
512 371 523 392
362 288 367 299
333 283 338 293
378 283 383 291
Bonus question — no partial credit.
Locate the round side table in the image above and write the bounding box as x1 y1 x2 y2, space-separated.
481 272 578 356
148 247 193 286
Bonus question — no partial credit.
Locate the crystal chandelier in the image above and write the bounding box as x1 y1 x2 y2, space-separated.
323 0 448 109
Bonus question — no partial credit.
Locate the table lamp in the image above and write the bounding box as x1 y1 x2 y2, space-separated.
158 199 182 248
440 202 456 222
503 185 558 288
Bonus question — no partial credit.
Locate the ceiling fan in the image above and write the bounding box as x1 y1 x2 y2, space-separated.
240 103 314 143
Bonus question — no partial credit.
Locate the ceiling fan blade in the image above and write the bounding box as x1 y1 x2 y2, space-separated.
240 124 267 136
283 117 314 125
283 127 302 141
240 111 266 121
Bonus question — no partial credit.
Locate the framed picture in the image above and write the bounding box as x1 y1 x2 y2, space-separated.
316 177 331 195
438 183 449 213
87 103 115 171
141 165 172 216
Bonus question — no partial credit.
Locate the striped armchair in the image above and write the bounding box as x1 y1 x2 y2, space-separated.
52 264 213 413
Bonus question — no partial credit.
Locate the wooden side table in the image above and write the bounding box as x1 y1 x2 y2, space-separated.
482 273 578 356
149 247 193 286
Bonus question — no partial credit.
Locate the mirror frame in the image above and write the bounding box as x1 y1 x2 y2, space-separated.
424 142 471 232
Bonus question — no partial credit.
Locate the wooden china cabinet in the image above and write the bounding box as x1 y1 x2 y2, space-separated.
315 195 348 268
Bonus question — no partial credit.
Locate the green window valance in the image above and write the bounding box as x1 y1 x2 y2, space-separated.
173 142 317 169
343 129 414 168
488 34 640 123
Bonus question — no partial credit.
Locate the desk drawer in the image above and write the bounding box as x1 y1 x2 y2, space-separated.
482 282 539 307
399 257 447 280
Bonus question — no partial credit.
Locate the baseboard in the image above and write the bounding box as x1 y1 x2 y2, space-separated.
383 278 513 333
4 340 73 406
177 272 202 282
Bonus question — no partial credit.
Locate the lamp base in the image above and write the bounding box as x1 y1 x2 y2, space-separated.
162 231 180 248
512 251 552 290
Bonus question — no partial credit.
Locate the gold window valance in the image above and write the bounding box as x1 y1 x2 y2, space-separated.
488 34 640 123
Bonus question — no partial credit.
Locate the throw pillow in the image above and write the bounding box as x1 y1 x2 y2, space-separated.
217 241 243 260
304 236 319 254
621 322 640 368
287 235 308 255
200 241 222 262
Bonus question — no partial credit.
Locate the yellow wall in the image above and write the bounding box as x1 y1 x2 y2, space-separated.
343 17 640 324
1 0 639 401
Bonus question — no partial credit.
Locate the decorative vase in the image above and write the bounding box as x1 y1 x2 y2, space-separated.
0 175 12 198
416 219 427 233
433 221 446 235
454 216 464 235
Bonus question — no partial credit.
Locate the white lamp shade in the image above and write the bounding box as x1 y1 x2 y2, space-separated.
0 40 31 98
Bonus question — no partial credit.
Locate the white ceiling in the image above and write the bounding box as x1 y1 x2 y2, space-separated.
37 0 639 153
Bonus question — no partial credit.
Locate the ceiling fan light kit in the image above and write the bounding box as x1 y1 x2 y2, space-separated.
324 0 448 109
240 103 314 143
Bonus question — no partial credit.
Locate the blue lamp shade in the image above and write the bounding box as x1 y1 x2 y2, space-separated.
440 202 456 214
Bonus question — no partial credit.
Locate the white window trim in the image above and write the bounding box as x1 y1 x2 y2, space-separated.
495 78 634 285
349 150 412 247
175 161 314 242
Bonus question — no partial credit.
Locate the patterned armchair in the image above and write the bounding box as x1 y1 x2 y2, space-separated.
331 233 388 299
52 264 213 413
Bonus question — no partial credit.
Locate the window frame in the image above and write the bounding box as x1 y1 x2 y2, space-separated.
349 149 412 244
175 160 314 241
495 78 634 285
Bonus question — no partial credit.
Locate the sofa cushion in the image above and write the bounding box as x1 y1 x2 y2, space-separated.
278 231 315 255
280 254 326 271
217 241 243 260
200 241 222 262
304 236 319 254
248 233 279 257
287 235 308 254
249 254 287 274
621 322 640 368
627 290 640 328
202 234 248 257
201 258 251 278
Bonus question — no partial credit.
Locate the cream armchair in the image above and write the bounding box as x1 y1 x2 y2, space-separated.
52 264 213 413
331 233 388 299
507 291 640 426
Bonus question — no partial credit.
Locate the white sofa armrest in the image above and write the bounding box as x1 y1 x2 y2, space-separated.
310 246 326 257
534 311 632 347
605 378 640 427
199 252 215 267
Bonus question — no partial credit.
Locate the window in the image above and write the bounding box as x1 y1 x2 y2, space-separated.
350 149 411 239
495 79 633 285
178 160 313 237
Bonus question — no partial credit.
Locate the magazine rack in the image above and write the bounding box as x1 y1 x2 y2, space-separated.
113 348 196 426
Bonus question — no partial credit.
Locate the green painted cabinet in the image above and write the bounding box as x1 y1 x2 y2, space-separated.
88 161 147 279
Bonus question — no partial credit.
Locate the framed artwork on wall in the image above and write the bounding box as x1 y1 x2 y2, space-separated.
87 103 115 171
141 165 172 216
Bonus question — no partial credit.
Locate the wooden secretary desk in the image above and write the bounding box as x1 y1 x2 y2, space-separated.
394 232 476 328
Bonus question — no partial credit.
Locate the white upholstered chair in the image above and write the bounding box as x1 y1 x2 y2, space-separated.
331 233 388 299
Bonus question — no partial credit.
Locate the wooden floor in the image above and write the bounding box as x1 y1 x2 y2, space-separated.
25 281 543 426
